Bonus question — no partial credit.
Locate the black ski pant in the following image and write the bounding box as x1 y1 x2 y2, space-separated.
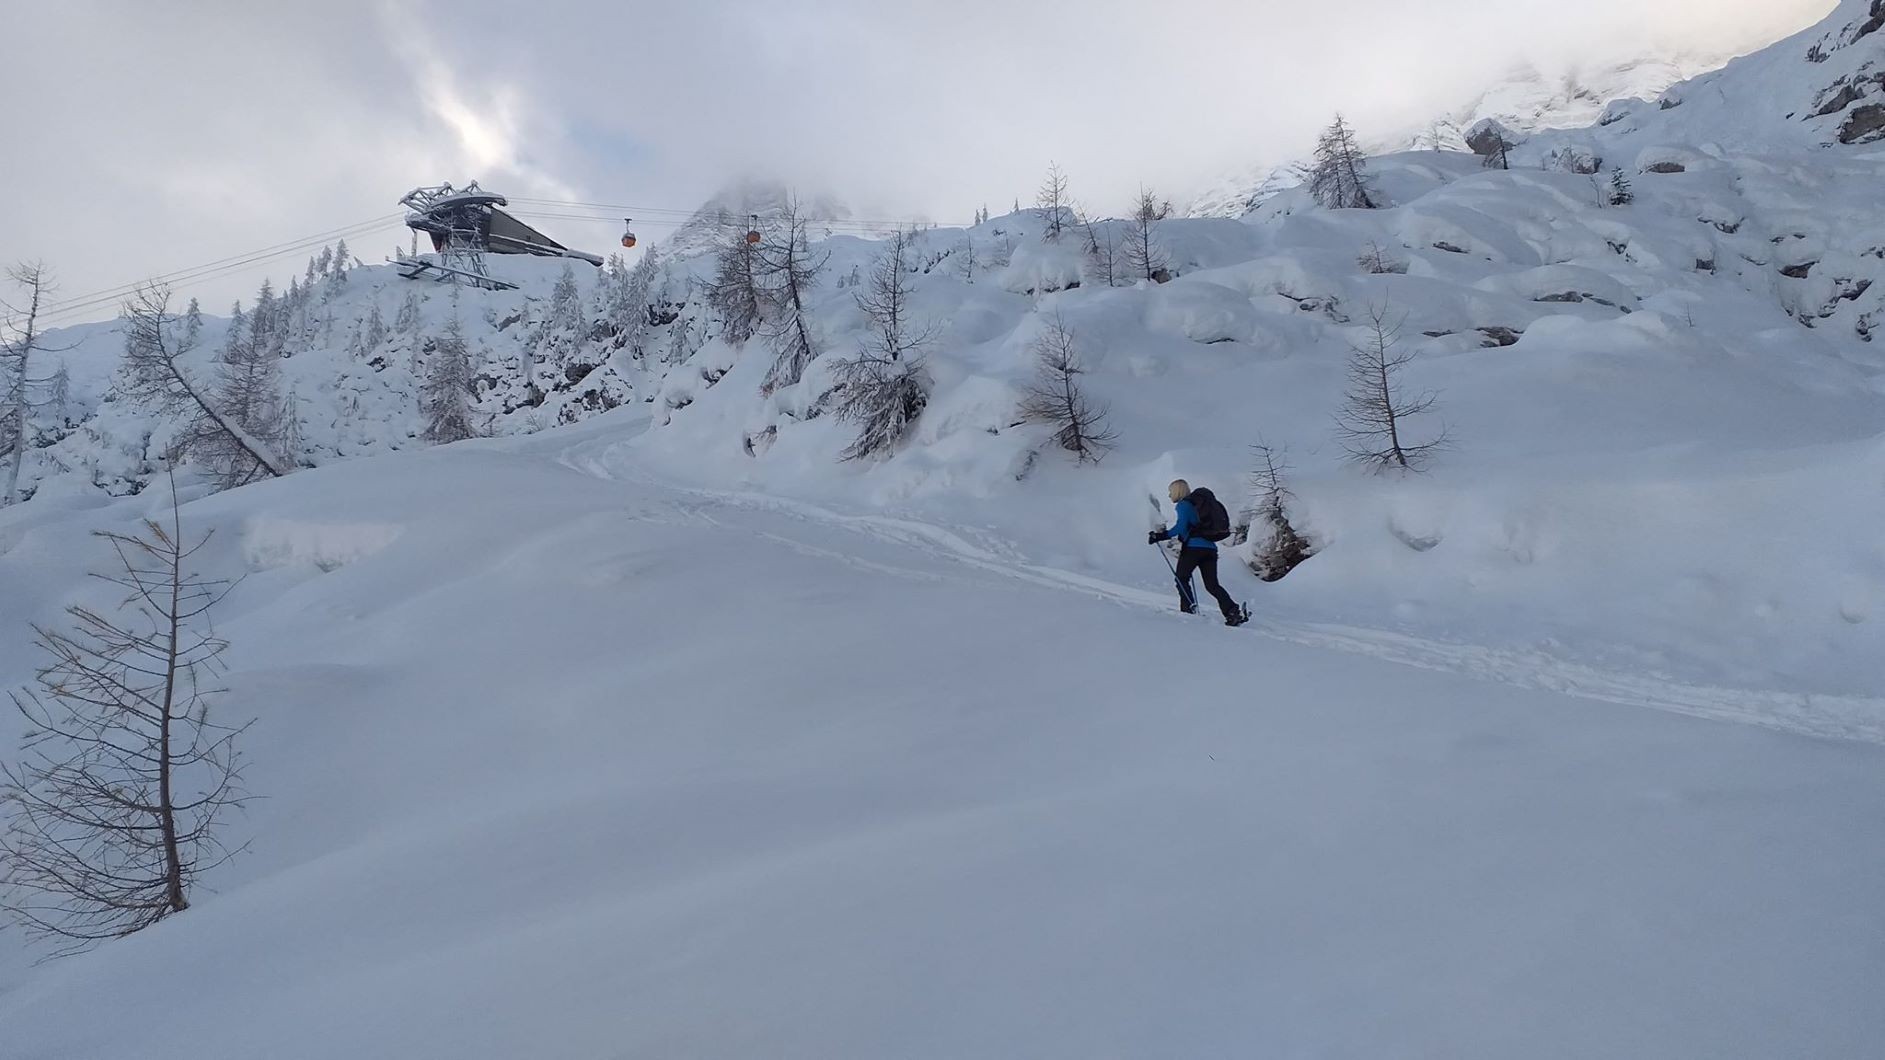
1175 547 1239 619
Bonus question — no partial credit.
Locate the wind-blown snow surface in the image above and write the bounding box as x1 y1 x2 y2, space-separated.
2 428 1884 1058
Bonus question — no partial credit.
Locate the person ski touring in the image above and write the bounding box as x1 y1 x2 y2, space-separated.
1149 479 1249 626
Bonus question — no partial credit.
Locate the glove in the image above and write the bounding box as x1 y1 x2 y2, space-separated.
1148 530 1163 545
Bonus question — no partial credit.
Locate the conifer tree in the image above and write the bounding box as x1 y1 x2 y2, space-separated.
422 297 480 444
1310 115 1379 210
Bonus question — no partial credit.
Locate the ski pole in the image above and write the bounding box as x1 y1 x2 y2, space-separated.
1153 537 1196 610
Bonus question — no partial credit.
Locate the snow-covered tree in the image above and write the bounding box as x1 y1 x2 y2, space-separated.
1124 186 1171 282
248 280 279 361
1019 312 1115 463
422 298 480 444
181 298 203 350
830 228 931 461
3 262 53 506
1036 162 1072 240
757 199 827 392
361 300 388 355
201 291 290 487
1311 115 1379 210
530 263 593 389
703 219 768 346
119 284 290 479
1334 300 1447 471
45 363 69 427
601 249 660 359
1243 442 1314 581
1609 171 1635 206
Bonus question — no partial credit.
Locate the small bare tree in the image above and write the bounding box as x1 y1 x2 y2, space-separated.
1019 312 1116 463
1311 115 1379 210
1357 241 1408 275
955 236 978 283
831 228 933 461
1036 162 1071 241
120 284 291 479
1334 300 1447 471
1244 442 1315 581
2 475 250 956
1124 186 1171 282
1077 208 1121 287
3 262 56 506
756 198 827 392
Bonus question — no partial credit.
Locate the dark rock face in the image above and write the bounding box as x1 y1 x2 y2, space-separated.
1857 1 1885 43
1464 119 1518 161
1781 262 1818 279
1644 161 1687 174
1839 103 1885 143
1477 326 1522 348
1816 82 1865 117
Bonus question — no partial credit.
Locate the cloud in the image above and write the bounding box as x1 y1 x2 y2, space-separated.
1 0 1836 323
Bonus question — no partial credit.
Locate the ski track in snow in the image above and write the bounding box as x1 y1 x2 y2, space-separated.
556 433 1885 747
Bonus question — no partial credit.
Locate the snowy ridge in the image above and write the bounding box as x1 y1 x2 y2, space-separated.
1184 50 1739 218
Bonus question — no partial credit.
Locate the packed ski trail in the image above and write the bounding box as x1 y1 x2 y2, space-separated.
550 426 1885 746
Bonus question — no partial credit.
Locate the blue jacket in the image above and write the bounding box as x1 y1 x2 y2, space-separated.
1159 498 1217 551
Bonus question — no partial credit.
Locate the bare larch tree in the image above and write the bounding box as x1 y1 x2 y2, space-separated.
1124 186 1171 282
1019 312 1116 463
1334 300 1447 471
1078 208 1121 287
703 214 769 346
1036 162 1072 241
1 476 250 956
1310 115 1379 210
831 228 933 461
120 284 291 478
756 199 827 392
3 262 55 507
1243 441 1315 581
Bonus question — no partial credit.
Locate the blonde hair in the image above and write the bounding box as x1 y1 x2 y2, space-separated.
1169 479 1191 499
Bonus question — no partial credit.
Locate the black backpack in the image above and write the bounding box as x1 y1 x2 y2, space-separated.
1187 488 1232 543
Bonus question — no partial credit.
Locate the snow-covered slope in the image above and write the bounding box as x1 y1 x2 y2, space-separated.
6 5 1885 1050
12 0 1885 707
2 429 1883 1058
1185 50 1741 218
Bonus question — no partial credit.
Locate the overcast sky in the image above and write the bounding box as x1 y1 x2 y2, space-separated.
1 0 1834 325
